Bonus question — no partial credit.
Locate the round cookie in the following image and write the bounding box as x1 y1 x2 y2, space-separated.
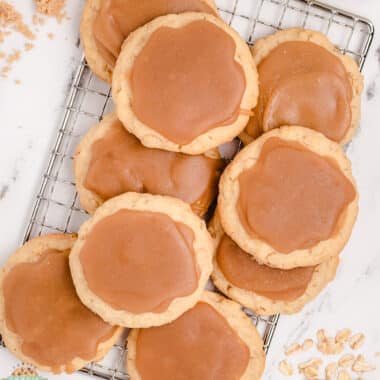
209 212 339 315
0 234 122 374
69 192 214 328
81 0 218 83
112 12 258 155
74 113 222 216
240 28 363 145
126 291 265 380
219 126 358 269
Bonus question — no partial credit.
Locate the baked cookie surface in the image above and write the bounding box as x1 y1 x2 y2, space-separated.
241 28 363 145
127 291 265 380
74 113 222 215
112 12 258 154
0 234 121 374
219 126 358 269
209 213 339 315
69 192 214 327
81 0 217 82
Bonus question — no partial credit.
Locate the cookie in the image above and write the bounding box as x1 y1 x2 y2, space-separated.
0 234 122 374
219 126 358 269
127 291 265 380
209 212 339 315
74 113 222 215
241 28 363 145
112 12 258 154
81 0 217 82
69 192 214 327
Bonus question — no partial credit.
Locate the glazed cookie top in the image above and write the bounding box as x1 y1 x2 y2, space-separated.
216 233 316 301
244 29 362 144
219 126 358 269
112 13 258 154
93 0 217 67
0 235 118 373
128 292 265 380
69 193 214 327
75 113 222 215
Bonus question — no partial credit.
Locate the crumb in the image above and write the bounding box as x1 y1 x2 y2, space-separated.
0 1 35 39
0 51 5 59
47 32 54 39
6 49 20 64
34 0 66 21
24 42 34 51
14 79 20 84
1 65 10 73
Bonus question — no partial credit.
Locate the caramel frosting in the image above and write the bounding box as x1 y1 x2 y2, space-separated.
3 249 116 372
79 209 200 313
130 20 246 145
217 234 316 301
248 41 352 142
93 0 216 66
135 302 250 380
238 137 356 253
84 119 221 212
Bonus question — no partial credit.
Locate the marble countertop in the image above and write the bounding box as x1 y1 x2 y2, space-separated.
1 0 380 379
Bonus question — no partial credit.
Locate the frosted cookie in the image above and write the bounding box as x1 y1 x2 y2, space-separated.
112 13 258 155
81 0 217 82
209 212 339 315
127 291 265 380
241 28 363 145
219 126 358 269
0 234 121 374
69 192 214 328
74 113 222 215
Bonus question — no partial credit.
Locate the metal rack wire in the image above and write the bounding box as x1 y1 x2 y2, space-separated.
0 0 374 379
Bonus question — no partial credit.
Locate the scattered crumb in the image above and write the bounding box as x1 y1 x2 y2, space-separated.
24 42 34 51
279 360 293 376
47 32 54 39
34 0 66 22
6 49 20 64
14 79 20 84
0 1 35 39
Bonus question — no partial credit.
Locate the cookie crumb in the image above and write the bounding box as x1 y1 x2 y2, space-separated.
6 49 20 64
0 1 35 39
34 0 66 22
0 51 5 59
279 360 293 376
14 79 20 84
24 42 34 51
47 32 54 39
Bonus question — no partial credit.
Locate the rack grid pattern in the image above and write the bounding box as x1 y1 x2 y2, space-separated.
0 0 374 379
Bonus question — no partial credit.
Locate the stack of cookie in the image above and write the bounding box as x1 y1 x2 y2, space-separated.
0 0 363 378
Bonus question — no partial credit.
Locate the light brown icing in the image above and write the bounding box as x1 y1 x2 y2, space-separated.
135 302 250 380
84 119 221 213
3 249 116 371
217 234 316 300
130 20 246 145
79 209 199 313
247 41 352 142
238 137 356 253
93 0 216 66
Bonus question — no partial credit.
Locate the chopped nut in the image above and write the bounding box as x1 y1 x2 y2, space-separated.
298 358 323 370
338 354 355 368
302 339 314 351
285 342 302 356
279 360 293 376
336 329 352 343
325 362 338 380
338 369 351 380
349 333 365 350
352 355 376 373
302 366 319 379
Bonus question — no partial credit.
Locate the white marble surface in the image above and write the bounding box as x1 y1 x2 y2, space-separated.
1 0 380 379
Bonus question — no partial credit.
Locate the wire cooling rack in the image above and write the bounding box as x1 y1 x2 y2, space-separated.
0 0 374 379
